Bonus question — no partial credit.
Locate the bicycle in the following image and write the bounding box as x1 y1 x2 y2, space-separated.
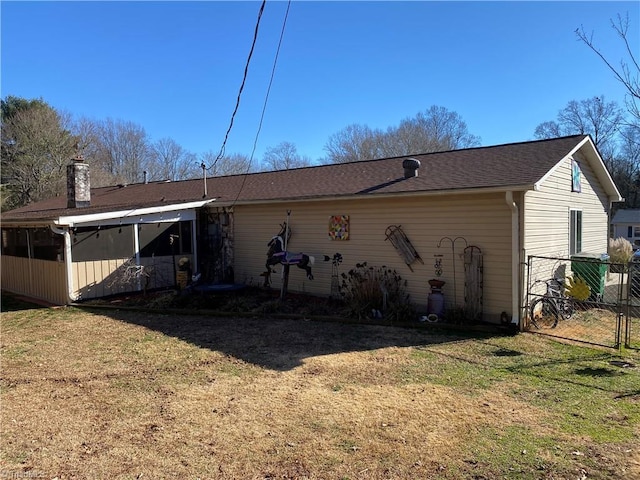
529 278 574 329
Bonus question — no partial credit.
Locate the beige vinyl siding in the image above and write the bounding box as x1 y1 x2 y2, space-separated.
525 149 609 259
72 254 191 300
233 192 513 322
1 255 68 305
73 258 131 299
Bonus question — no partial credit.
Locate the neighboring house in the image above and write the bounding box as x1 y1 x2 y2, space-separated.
1 134 622 328
611 209 640 249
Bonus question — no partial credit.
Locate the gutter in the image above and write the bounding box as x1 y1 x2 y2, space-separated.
213 184 538 208
505 192 521 328
50 225 78 303
54 199 216 227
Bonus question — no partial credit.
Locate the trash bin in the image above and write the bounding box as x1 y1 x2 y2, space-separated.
570 252 609 301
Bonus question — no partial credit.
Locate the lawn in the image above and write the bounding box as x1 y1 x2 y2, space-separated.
1 295 639 479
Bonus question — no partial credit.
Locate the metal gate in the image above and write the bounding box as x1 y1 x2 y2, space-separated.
526 255 638 350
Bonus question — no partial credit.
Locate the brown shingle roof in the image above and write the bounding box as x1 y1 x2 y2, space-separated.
1 135 589 223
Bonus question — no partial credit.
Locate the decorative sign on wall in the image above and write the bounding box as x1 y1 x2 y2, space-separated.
329 215 350 240
571 158 581 193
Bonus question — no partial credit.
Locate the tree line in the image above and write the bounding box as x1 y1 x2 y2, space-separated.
2 14 638 211
0 98 481 210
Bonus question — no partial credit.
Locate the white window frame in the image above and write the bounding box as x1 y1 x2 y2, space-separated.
570 209 582 255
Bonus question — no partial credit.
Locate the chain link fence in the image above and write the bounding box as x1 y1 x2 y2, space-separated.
626 261 640 350
526 255 639 350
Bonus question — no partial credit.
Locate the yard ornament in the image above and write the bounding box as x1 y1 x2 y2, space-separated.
565 275 591 301
264 234 319 283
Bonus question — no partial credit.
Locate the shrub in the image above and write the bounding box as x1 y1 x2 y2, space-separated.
339 262 415 322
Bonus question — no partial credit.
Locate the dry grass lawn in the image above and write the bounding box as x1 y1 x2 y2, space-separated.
1 297 639 479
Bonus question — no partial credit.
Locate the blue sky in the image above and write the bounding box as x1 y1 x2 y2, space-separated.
2 1 639 163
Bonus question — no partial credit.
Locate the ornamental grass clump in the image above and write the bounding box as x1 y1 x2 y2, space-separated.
608 237 634 265
339 262 415 322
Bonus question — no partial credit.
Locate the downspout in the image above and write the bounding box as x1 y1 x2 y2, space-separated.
26 229 33 293
133 222 141 291
50 225 78 303
505 192 521 327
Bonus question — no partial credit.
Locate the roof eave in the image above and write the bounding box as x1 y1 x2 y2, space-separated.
54 199 216 226
0 199 216 228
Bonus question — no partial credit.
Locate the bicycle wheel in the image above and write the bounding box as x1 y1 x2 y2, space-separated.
530 297 560 329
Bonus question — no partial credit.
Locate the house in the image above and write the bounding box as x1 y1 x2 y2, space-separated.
611 209 640 249
1 135 622 328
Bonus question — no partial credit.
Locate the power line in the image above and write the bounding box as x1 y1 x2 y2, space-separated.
208 0 266 172
232 0 292 205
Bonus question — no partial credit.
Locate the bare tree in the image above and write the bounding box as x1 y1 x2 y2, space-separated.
92 118 152 184
533 121 563 140
324 106 480 164
200 151 254 177
261 141 312 171
71 116 117 188
150 138 199 181
392 106 481 154
611 125 640 207
325 124 386 163
1 96 76 209
534 96 624 162
576 13 640 124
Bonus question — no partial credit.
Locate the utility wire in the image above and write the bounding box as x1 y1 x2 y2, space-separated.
232 0 291 205
208 0 266 172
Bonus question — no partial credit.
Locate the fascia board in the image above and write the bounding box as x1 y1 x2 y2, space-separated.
54 199 215 227
217 184 536 207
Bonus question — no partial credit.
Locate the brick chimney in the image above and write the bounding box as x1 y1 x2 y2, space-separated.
67 150 90 208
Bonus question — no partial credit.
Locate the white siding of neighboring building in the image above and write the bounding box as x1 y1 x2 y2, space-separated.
524 149 609 261
231 192 514 323
612 223 640 249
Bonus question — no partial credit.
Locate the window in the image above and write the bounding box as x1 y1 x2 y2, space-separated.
634 226 640 238
629 226 634 238
570 210 582 255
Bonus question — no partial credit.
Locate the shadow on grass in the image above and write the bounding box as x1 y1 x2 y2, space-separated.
1 291 51 312
79 303 503 372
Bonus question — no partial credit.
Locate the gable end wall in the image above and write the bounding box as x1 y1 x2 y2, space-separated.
524 150 609 260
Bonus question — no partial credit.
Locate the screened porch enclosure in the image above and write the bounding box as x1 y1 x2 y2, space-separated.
1 215 196 303
71 220 194 300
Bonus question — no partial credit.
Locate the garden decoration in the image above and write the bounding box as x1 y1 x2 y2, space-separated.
385 225 424 271
463 245 483 322
565 275 591 301
437 236 468 305
265 234 317 283
426 278 446 322
434 254 443 277
262 211 333 298
330 252 343 298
